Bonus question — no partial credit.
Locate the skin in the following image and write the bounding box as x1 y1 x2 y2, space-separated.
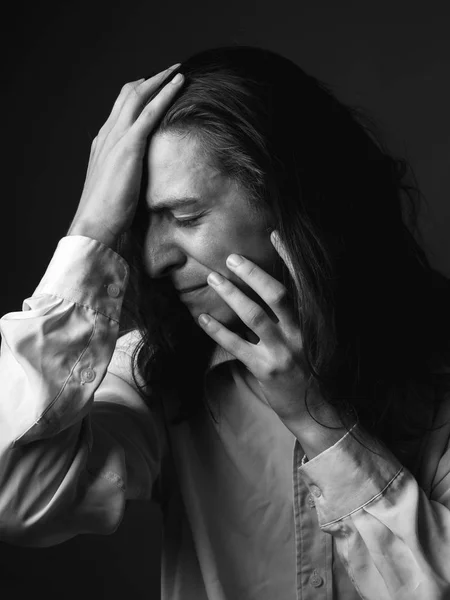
143 128 351 454
143 131 281 337
69 66 350 458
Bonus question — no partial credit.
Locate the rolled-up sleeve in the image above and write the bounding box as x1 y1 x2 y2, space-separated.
0 236 164 548
297 416 450 600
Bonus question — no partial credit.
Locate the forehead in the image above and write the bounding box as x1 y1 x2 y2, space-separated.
145 132 228 210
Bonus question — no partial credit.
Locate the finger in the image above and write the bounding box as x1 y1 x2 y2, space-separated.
106 78 146 125
225 254 296 330
110 64 180 121
197 313 256 368
99 64 181 142
127 71 184 141
95 78 146 149
205 271 280 342
113 64 182 130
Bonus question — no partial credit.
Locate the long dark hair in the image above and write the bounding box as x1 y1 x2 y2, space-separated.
116 46 450 464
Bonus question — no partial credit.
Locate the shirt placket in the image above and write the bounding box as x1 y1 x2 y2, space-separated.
293 439 333 600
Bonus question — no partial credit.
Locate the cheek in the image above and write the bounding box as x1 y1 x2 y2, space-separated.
215 219 263 257
190 224 234 270
190 216 275 278
191 232 226 269
234 232 278 277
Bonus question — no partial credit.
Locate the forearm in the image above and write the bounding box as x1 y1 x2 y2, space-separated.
67 219 119 252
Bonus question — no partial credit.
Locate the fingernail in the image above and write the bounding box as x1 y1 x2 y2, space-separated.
207 272 224 286
226 254 243 268
198 314 210 326
171 73 184 84
168 62 182 70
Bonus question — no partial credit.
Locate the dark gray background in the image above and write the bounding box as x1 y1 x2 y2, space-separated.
1 0 449 598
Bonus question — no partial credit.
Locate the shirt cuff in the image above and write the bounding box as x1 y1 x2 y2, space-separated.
296 422 404 526
33 236 129 322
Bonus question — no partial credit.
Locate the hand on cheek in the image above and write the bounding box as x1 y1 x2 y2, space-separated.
198 231 310 423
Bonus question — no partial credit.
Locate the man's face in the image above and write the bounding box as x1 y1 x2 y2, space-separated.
143 131 281 333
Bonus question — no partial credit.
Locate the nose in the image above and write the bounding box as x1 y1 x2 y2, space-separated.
144 222 186 279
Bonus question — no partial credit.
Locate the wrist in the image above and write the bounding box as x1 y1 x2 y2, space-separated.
282 401 355 461
67 221 118 251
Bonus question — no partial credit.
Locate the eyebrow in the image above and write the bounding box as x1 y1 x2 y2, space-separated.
146 197 203 213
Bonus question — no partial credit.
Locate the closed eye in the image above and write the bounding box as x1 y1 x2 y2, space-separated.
174 215 203 228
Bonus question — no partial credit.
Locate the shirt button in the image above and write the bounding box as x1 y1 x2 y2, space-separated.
307 494 316 508
107 283 121 298
309 569 324 588
81 368 96 383
310 484 322 498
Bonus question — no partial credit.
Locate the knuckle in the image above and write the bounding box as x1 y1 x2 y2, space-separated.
97 123 110 138
266 354 294 378
142 99 156 113
128 84 145 101
246 264 260 279
279 353 296 373
247 307 266 329
269 287 288 307
258 356 280 380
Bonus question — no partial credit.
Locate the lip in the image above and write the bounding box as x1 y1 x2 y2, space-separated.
177 284 207 295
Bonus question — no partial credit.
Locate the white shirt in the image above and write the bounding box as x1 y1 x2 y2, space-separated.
0 235 449 599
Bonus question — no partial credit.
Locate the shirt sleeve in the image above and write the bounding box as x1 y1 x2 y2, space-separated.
0 235 165 548
296 416 450 600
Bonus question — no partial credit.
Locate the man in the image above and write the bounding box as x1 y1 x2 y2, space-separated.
0 46 449 599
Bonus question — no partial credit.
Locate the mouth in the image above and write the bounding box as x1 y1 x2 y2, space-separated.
177 284 207 295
